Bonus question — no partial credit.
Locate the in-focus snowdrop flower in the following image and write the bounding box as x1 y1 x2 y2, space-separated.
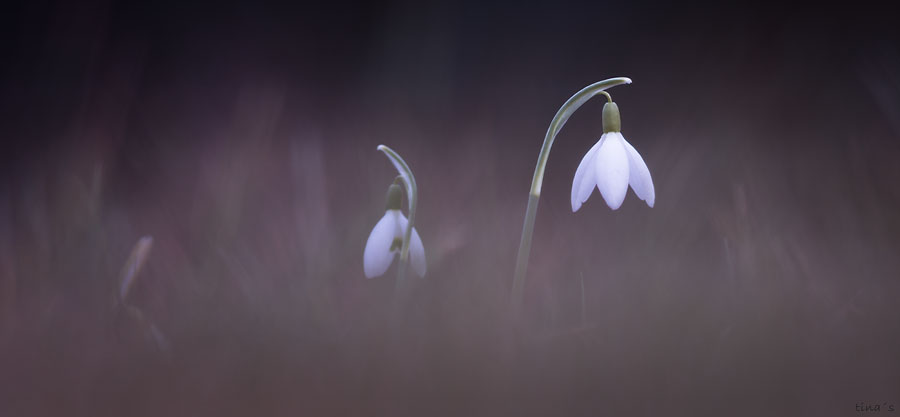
364 183 426 278
571 98 655 211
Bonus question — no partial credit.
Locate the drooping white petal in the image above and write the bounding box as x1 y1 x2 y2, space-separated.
363 211 400 278
621 135 655 208
571 136 604 212
593 132 630 210
396 213 427 277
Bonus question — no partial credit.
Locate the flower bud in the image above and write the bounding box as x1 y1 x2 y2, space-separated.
385 183 403 211
602 101 621 133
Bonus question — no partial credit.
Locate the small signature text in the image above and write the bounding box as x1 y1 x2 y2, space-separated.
857 402 896 413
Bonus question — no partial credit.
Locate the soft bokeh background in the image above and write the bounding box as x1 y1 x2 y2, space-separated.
2 1 899 415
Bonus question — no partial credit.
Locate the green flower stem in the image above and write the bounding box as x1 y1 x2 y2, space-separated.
377 145 418 290
511 77 632 314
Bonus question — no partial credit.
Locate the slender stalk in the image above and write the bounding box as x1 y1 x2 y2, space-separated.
580 272 586 325
376 145 418 290
511 77 632 314
392 177 411 290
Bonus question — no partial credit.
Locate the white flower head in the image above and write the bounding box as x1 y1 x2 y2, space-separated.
363 184 426 278
571 100 655 211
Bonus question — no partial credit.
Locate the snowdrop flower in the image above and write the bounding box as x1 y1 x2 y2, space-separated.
364 183 426 278
571 95 655 211
512 77 634 310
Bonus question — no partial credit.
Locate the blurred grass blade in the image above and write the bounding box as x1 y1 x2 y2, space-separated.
119 236 154 302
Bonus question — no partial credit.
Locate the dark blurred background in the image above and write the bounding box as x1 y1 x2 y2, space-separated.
1 0 899 415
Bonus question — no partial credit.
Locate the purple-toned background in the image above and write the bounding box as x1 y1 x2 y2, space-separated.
2 1 899 415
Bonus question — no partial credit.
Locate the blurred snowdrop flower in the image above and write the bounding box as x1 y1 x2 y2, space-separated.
571 96 655 211
364 183 426 278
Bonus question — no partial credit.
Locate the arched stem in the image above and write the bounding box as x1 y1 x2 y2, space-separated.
511 77 632 314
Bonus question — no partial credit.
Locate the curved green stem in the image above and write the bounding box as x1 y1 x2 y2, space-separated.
377 145 418 288
511 77 632 314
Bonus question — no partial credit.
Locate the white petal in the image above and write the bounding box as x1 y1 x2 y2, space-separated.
621 135 655 208
396 213 427 277
593 132 630 210
363 211 399 278
571 137 604 212
408 229 427 278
